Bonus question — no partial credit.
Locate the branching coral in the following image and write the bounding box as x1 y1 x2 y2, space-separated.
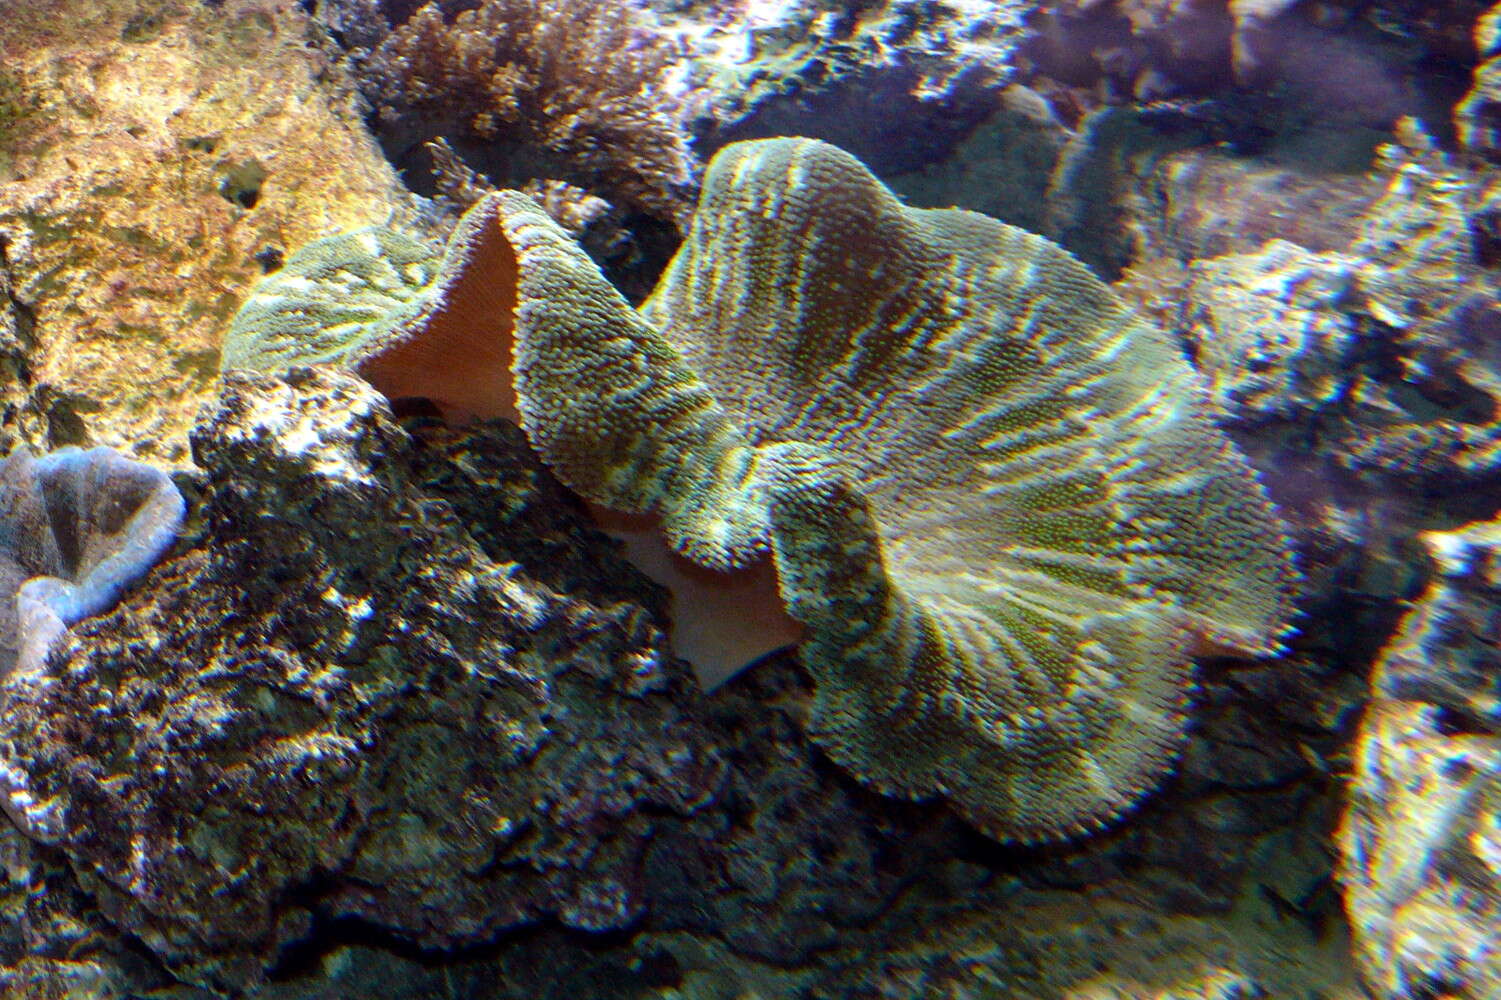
221 136 1299 844
356 0 696 226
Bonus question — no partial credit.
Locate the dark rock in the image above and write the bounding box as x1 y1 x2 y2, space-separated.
0 367 723 994
644 655 966 965
688 1 1033 176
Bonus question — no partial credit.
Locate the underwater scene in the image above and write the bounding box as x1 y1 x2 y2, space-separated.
0 0 1496 997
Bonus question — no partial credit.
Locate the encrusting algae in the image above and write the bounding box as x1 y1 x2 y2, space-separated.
222 136 1300 844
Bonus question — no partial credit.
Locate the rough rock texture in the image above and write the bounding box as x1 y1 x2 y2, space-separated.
1044 104 1216 278
1341 136 1501 485
1040 96 1402 280
1131 149 1385 263
1042 99 1389 281
0 386 1353 1000
654 0 1034 175
1096 123 1501 999
1340 518 1501 1000
1023 0 1475 128
0 263 37 458
643 657 968 966
1180 135 1501 495
1176 241 1382 430
1108 133 1501 680
647 0 1477 173
1017 0 1501 279
0 367 722 994
0 820 190 999
240 627 1362 999
0 0 410 466
0 636 1365 1000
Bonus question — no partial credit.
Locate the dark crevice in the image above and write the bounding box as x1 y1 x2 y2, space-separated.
267 908 637 984
0 235 39 356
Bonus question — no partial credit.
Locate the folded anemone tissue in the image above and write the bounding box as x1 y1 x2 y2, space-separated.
223 135 1298 844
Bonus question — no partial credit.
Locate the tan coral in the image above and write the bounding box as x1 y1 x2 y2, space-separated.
223 137 1299 843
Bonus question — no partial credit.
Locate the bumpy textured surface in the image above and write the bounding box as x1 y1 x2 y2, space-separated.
1457 4 1501 159
352 0 697 227
1173 240 1372 425
0 817 186 1000
219 226 440 373
0 643 1364 1000
0 446 183 678
1340 519 1501 1000
0 368 721 994
635 138 1298 841
1129 150 1383 262
0 0 411 466
1127 131 1501 493
222 137 1298 843
659 0 1030 177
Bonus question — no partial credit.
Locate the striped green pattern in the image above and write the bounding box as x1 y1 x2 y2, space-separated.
636 139 1297 841
221 227 440 373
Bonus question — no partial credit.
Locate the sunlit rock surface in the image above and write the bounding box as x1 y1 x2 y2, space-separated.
0 0 410 466
0 368 723 993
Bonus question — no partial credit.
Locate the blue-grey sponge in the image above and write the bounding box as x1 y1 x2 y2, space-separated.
0 446 184 676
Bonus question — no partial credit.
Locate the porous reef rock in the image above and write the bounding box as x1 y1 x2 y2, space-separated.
1339 517 1501 1000
650 0 1033 175
1129 149 1385 263
0 599 1361 999
0 367 722 994
0 817 187 999
0 0 411 465
222 135 1299 845
1175 241 1384 429
0 445 184 679
1110 130 1501 662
